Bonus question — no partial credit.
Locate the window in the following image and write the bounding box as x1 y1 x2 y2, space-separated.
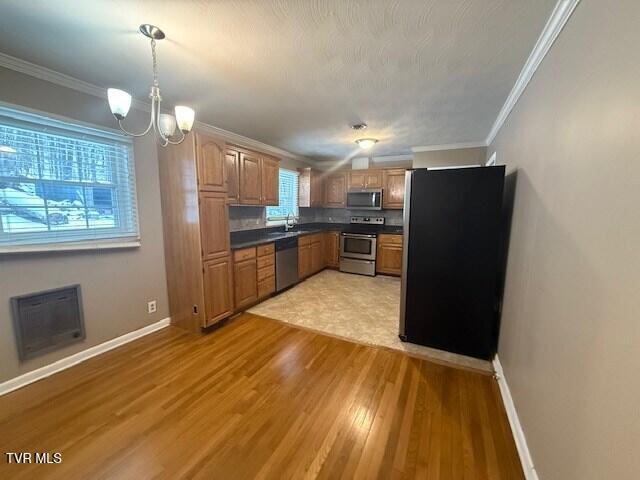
266 168 298 224
0 106 139 252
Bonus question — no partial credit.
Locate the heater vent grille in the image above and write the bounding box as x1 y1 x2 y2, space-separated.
11 285 85 361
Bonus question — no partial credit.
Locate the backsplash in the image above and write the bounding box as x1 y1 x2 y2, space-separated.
229 206 403 232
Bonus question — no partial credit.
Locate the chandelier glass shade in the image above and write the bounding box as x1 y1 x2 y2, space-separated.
107 25 195 146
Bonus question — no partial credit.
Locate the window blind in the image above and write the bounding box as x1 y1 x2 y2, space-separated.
0 106 139 251
266 169 299 221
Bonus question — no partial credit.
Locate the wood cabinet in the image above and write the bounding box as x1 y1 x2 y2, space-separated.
325 231 340 268
298 241 312 279
158 132 233 332
196 133 226 192
383 169 406 209
324 172 347 207
199 192 230 261
203 257 234 326
230 145 280 206
233 247 258 310
260 155 280 206
256 243 276 299
376 234 403 276
299 168 324 207
311 236 324 274
239 151 262 205
348 170 382 189
225 148 240 203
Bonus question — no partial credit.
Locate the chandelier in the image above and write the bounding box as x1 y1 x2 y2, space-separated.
107 24 195 146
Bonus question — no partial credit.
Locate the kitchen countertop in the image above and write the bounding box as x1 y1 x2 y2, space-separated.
230 222 403 250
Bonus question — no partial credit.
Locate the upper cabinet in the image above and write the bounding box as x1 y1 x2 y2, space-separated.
196 133 226 192
324 172 347 207
227 145 280 206
299 168 324 207
383 169 407 209
348 169 382 189
225 148 240 204
239 150 262 205
261 155 280 206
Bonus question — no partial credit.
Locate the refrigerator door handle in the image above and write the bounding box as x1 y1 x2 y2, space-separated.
399 170 412 340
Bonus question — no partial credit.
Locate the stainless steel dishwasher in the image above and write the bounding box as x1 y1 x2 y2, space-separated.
275 236 299 292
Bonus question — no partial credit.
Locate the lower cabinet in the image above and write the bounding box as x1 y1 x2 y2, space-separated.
298 241 312 279
203 256 234 327
324 231 340 268
256 243 276 299
233 247 258 310
299 233 324 278
376 234 403 276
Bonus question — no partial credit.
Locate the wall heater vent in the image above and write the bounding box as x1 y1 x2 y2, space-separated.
11 285 85 361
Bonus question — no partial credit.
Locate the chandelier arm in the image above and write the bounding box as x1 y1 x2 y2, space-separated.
117 114 154 137
165 130 186 145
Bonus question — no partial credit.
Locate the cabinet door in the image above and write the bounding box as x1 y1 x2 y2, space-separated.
225 148 240 203
383 169 407 209
365 170 383 188
298 244 311 278
376 243 403 276
325 232 340 267
348 171 366 189
234 258 258 310
196 133 226 192
325 173 346 207
311 171 325 206
261 156 280 206
203 256 233 326
239 151 262 205
311 241 323 273
199 192 230 261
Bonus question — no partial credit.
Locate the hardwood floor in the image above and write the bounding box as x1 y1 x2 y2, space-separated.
0 314 522 479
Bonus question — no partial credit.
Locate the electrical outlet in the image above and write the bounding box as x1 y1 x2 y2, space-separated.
147 300 157 314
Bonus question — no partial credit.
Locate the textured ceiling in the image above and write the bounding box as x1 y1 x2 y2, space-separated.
0 0 556 161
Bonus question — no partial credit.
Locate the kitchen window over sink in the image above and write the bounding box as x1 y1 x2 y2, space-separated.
266 168 298 225
0 105 139 253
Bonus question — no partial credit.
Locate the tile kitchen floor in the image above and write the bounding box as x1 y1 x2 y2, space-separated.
249 269 492 372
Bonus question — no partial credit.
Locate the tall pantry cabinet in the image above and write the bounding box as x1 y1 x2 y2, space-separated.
158 131 234 333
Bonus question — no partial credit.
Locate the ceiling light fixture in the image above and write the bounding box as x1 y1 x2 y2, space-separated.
355 138 378 150
107 24 195 146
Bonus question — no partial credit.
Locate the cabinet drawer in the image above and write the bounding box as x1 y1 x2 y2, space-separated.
257 254 275 269
378 234 403 245
257 243 275 257
257 265 275 282
258 276 276 299
233 247 256 262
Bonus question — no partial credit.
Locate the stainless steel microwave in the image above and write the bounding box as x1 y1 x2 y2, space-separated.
346 188 383 210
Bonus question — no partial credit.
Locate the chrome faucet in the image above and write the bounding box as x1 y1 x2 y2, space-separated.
284 213 298 232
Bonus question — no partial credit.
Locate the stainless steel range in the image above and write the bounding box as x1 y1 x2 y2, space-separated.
339 216 384 276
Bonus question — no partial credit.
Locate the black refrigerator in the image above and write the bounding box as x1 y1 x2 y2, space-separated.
399 166 505 360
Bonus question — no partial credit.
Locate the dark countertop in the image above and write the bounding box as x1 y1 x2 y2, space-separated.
230 222 403 249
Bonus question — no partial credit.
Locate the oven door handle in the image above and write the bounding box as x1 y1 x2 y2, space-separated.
341 233 376 238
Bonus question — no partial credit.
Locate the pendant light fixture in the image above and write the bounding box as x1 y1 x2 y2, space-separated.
107 24 195 146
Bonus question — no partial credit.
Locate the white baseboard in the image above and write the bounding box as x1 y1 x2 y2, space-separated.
0 317 171 396
493 355 538 480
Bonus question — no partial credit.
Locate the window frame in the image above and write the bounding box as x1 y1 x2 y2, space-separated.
265 168 299 226
0 102 140 254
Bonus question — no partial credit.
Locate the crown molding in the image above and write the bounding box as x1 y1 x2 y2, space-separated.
0 51 310 162
485 0 580 145
411 141 486 153
194 121 311 163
